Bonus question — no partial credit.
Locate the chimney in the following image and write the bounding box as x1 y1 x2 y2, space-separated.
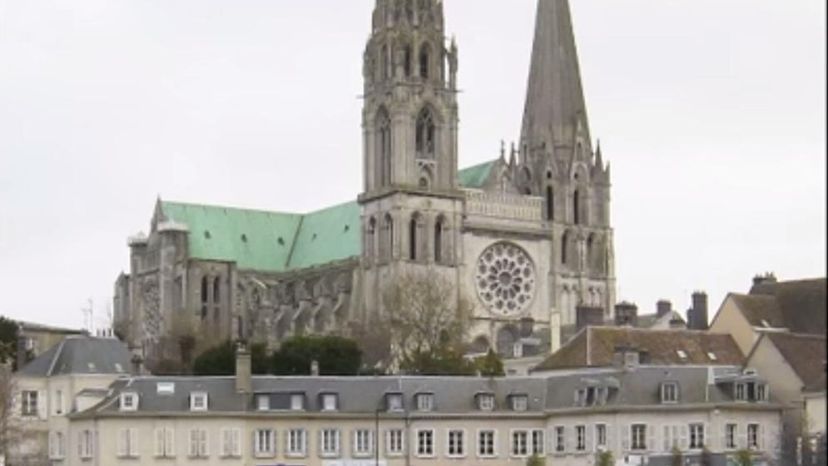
612 345 640 369
752 272 777 288
669 317 686 330
235 343 252 394
614 302 638 327
689 291 709 330
310 360 320 377
576 306 605 331
656 300 672 318
16 334 28 370
128 345 144 375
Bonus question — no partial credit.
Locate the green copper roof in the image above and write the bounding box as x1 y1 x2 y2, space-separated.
160 162 495 273
458 160 496 188
287 201 362 270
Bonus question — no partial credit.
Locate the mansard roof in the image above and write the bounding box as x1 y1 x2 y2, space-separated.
730 278 826 334
532 327 745 372
74 366 780 419
156 164 498 273
18 335 131 377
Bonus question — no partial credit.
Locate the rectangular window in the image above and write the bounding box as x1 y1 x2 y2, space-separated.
154 427 175 458
287 428 307 457
576 425 587 451
320 428 340 457
322 393 338 411
478 430 496 457
689 423 705 449
417 429 434 457
386 429 404 456
631 424 647 451
512 430 529 457
511 395 528 411
478 394 495 411
54 390 63 415
416 393 434 412
748 424 760 449
254 429 275 457
117 428 139 458
119 392 138 411
353 429 374 457
290 394 304 411
575 388 587 406
757 384 767 401
188 428 208 458
79 429 95 459
725 424 737 450
555 426 565 453
532 429 545 455
662 383 679 403
596 424 607 449
257 394 270 411
663 425 680 451
190 392 208 411
387 393 403 411
49 431 66 460
735 383 746 401
447 430 465 457
22 390 38 417
220 428 241 458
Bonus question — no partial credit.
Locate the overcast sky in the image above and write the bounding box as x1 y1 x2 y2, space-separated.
0 0 824 330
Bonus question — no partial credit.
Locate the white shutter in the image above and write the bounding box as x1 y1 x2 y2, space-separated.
586 424 593 453
621 425 630 451
154 428 165 457
202 429 210 456
37 390 47 419
606 425 613 453
759 424 765 451
166 428 175 457
220 429 228 457
737 425 747 450
705 422 712 450
647 424 657 452
116 429 126 457
234 429 242 456
680 425 689 450
189 429 198 457
663 425 671 452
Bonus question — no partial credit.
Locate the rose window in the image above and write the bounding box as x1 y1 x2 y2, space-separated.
475 242 536 316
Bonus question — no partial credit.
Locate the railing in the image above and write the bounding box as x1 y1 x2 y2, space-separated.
465 190 543 222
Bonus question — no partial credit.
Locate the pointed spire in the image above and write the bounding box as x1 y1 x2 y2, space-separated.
509 142 517 168
520 0 590 153
500 140 506 162
595 139 603 169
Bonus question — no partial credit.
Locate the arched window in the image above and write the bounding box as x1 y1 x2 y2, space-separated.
381 44 389 80
545 186 554 221
376 108 392 186
404 44 413 77
367 217 377 259
384 214 394 260
561 231 569 265
200 276 209 319
213 277 221 303
573 189 581 225
419 43 431 78
415 107 436 159
409 213 420 261
434 216 445 263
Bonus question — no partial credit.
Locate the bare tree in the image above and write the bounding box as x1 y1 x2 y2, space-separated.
0 363 16 464
380 269 473 367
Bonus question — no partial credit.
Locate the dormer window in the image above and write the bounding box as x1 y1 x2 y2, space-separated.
190 392 208 411
257 394 270 411
575 388 587 407
290 393 305 411
756 384 768 402
676 349 688 360
511 395 528 412
321 393 338 411
477 393 495 411
735 383 747 401
120 392 138 411
415 393 434 412
386 393 404 412
661 382 679 403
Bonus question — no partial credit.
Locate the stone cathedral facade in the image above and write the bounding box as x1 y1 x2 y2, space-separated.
114 0 615 365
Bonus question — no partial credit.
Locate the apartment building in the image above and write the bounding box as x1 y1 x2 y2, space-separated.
57 351 781 466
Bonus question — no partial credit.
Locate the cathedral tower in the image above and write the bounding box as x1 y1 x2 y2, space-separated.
359 0 464 319
517 0 615 324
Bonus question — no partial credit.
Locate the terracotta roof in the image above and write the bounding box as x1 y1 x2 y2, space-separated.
532 327 744 372
743 278 826 334
763 332 826 391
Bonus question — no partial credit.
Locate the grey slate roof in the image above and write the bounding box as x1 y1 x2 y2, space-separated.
77 366 779 419
17 335 132 377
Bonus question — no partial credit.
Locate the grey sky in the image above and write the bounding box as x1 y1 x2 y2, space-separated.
0 0 824 330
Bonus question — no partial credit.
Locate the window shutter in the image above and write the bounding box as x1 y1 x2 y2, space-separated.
166 428 176 457
606 425 613 452
647 425 656 452
566 426 575 453
737 425 747 450
586 424 593 452
679 425 689 450
189 430 197 457
621 425 630 451
705 422 712 450
759 424 765 450
220 429 228 457
202 429 210 456
663 425 671 452
38 390 47 419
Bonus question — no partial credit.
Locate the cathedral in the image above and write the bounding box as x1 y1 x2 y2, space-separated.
113 0 616 367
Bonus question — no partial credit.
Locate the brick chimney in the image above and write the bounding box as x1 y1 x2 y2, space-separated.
235 343 252 394
614 302 638 327
576 306 605 331
752 272 777 288
656 300 672 318
688 291 709 330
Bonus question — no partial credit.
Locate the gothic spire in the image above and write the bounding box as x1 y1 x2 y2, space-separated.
520 0 590 155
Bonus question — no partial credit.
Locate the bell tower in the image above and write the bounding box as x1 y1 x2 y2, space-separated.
361 0 459 195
